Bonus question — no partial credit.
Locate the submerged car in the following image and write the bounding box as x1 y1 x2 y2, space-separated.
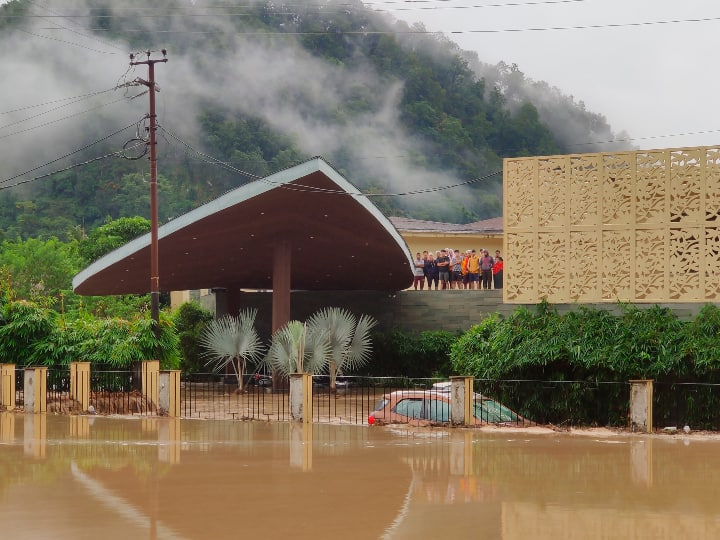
367 385 522 426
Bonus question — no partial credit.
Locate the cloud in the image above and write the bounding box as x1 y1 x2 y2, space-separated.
0 0 481 218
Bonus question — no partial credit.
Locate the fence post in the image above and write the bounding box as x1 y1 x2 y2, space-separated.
24 367 48 413
142 360 160 410
450 376 474 425
0 364 16 410
290 373 313 422
629 379 654 433
159 370 181 417
70 362 90 412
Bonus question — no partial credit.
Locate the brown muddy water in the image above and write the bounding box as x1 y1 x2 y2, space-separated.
1 414 719 539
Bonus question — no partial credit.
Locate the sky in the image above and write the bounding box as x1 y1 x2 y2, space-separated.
373 0 720 149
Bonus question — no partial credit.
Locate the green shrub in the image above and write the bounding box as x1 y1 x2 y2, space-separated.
172 301 214 373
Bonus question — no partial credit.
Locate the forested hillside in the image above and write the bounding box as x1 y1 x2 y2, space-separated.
0 0 627 241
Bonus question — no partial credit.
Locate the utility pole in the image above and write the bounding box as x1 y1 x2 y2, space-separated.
130 50 167 334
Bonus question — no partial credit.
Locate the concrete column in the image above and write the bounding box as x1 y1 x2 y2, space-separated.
159 370 181 417
23 367 47 413
0 364 15 410
142 360 160 410
450 376 474 425
70 362 90 412
272 241 291 333
629 379 654 433
290 373 312 422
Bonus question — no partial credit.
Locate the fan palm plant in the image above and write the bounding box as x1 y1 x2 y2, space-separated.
263 320 330 377
308 307 377 393
199 309 264 392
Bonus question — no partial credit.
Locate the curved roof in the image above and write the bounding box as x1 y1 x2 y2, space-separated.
73 158 414 295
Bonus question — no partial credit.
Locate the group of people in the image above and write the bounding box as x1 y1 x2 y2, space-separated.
412 248 503 291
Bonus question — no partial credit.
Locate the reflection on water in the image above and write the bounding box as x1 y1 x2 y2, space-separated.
1 413 720 539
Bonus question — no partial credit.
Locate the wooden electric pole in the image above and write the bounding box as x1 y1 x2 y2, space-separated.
130 50 167 334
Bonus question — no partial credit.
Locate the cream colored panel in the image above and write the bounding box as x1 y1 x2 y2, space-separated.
601 230 632 301
602 153 634 225
570 155 600 227
635 151 667 225
569 231 599 302
669 149 703 224
538 157 567 228
505 232 535 302
635 229 666 301
505 159 535 229
537 232 567 302
705 227 720 299
669 227 701 300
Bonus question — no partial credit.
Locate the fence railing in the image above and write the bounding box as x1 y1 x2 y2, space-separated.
473 379 631 427
180 373 289 421
311 376 447 425
652 382 720 431
5 365 720 430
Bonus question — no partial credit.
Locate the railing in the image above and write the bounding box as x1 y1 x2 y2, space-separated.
6 365 720 430
91 370 156 415
46 367 73 413
311 376 446 425
180 373 289 421
653 382 720 431
474 379 630 427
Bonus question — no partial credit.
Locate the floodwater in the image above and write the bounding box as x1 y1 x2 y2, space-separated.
1 414 719 539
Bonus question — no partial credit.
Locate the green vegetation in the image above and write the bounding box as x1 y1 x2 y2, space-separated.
365 329 458 378
450 302 720 427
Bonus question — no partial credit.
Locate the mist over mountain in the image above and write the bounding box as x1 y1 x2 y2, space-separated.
0 0 629 240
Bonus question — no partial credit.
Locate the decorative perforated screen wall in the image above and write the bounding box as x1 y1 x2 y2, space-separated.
503 147 720 303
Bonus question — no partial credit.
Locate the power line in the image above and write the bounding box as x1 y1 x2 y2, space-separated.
160 125 261 180
0 122 138 189
16 27 117 54
0 95 137 142
25 0 128 53
0 89 117 116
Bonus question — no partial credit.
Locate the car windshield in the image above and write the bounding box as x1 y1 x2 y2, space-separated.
392 398 450 422
373 398 390 412
474 399 518 423
392 398 424 419
424 399 450 422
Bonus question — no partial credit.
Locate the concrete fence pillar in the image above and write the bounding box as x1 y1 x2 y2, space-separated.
0 364 16 410
24 367 48 413
70 362 90 412
142 360 160 408
629 379 654 433
450 376 474 426
290 373 313 422
159 370 181 417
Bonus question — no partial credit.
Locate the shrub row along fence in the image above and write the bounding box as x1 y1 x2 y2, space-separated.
3 364 720 430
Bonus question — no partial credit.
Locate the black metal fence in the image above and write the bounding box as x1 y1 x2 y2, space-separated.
311 376 447 425
7 365 720 430
180 373 290 421
653 382 720 431
474 379 631 427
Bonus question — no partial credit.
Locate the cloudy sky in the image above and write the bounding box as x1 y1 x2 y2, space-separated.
373 0 720 150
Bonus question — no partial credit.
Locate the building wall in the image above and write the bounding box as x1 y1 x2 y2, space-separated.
207 289 707 340
504 146 720 304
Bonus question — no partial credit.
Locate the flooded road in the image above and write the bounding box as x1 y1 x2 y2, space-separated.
1 413 719 539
